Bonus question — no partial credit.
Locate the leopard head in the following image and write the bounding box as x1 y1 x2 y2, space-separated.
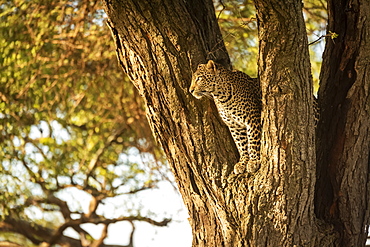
189 60 218 99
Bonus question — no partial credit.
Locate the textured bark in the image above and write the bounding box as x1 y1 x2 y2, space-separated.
103 0 370 246
104 0 238 245
315 0 370 246
250 0 330 245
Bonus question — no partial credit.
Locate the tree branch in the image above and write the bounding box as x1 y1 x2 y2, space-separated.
25 194 73 220
47 214 170 246
85 127 126 182
1 217 144 247
90 224 109 247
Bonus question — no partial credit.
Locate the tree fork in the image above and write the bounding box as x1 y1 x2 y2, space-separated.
104 0 240 245
103 0 369 246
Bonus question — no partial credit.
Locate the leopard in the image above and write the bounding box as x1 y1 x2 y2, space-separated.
189 60 262 174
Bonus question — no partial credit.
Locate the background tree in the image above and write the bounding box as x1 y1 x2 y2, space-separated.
103 0 369 246
0 1 172 246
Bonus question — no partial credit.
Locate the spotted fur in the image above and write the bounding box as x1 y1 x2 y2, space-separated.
189 60 262 174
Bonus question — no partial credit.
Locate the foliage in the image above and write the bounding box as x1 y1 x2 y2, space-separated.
303 0 328 91
214 0 327 89
214 0 258 76
0 0 169 246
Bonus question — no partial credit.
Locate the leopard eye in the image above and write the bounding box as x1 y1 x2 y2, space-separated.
195 76 203 82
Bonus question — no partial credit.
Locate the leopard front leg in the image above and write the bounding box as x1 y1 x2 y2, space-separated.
227 126 253 174
228 123 261 174
244 123 261 173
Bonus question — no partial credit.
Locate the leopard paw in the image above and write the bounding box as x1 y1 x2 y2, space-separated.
246 159 260 173
234 158 260 174
233 161 246 174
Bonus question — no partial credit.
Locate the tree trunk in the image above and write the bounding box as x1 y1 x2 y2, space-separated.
104 0 239 245
103 0 370 246
245 0 335 245
315 0 370 246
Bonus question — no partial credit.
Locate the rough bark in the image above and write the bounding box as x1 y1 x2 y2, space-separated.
104 0 239 245
315 0 370 246
250 0 331 245
103 0 370 246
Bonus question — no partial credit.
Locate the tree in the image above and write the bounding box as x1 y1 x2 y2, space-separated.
0 1 172 246
103 0 370 246
315 0 370 246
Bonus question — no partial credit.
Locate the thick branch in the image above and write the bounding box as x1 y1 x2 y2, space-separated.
46 214 169 245
1 214 166 247
25 194 73 220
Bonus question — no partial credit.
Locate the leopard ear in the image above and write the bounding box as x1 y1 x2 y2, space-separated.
206 60 217 73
